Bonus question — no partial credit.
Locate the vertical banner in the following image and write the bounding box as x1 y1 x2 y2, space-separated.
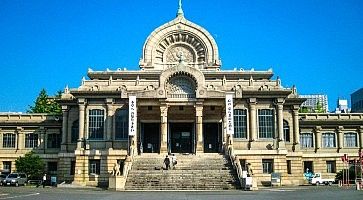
225 94 234 135
129 96 137 136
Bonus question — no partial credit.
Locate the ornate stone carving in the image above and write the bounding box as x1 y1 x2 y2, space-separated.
165 45 194 63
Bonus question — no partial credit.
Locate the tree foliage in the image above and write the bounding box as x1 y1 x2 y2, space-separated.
315 100 325 113
27 89 62 114
15 151 44 179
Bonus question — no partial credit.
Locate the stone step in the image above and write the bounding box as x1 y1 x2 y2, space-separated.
125 154 240 190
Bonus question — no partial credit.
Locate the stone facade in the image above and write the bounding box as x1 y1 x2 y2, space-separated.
0 4 362 187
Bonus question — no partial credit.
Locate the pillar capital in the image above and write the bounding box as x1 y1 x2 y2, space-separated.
314 126 322 133
105 98 114 105
249 98 257 105
61 105 69 112
336 126 344 133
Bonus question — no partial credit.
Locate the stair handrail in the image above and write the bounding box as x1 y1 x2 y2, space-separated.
228 146 244 188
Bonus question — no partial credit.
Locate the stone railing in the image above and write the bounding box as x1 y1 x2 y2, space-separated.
299 113 363 120
227 146 243 189
0 113 61 122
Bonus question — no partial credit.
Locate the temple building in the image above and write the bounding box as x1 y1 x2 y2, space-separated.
0 2 362 188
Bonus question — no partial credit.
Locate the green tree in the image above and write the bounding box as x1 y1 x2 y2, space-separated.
299 106 310 113
15 151 44 179
27 89 62 114
315 100 325 113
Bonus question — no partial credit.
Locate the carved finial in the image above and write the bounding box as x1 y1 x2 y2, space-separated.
81 77 86 86
249 76 254 86
276 76 281 86
292 85 297 94
64 85 69 94
177 0 184 17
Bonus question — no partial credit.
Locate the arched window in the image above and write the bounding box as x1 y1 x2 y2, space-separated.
115 108 128 140
283 120 290 142
88 109 105 140
71 120 79 143
167 75 196 98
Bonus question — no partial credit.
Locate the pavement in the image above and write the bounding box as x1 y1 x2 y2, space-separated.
0 185 362 200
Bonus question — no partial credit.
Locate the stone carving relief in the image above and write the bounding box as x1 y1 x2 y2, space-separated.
165 46 194 63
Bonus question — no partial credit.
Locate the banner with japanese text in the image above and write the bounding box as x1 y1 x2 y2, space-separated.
225 94 234 135
129 96 137 136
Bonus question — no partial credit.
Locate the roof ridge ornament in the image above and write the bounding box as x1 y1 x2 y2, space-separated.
177 0 184 17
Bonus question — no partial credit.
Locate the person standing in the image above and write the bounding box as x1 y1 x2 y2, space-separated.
42 173 47 188
163 155 170 170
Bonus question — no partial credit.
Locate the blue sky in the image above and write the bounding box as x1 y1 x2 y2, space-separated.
0 0 362 112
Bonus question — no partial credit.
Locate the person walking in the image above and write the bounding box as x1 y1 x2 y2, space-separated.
163 155 170 170
171 154 177 169
42 173 47 188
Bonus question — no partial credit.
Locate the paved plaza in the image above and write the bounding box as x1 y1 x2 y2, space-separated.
0 186 362 200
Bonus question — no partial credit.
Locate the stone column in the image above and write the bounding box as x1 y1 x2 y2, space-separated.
106 98 115 149
77 100 86 150
292 108 300 151
160 105 168 153
276 100 285 149
195 104 204 154
61 106 69 151
358 126 363 149
222 110 228 152
16 127 24 150
337 126 344 150
249 98 257 143
314 126 321 151
39 127 46 151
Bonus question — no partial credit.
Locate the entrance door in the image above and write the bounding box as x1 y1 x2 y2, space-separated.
203 123 221 153
170 123 193 153
141 123 160 153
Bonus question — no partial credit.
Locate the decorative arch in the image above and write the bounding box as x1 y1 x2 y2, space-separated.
157 64 206 99
167 73 196 98
140 16 220 70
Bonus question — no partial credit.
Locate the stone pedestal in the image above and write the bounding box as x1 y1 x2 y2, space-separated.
109 176 126 191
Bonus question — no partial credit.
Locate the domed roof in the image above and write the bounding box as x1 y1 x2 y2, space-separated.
139 3 221 70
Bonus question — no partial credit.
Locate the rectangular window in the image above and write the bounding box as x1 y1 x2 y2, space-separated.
48 162 58 175
25 133 39 148
3 133 16 148
115 109 128 140
262 159 273 174
88 109 105 139
287 160 292 174
283 121 290 142
71 120 79 143
326 161 336 173
344 132 357 147
47 134 61 148
2 161 11 173
304 161 313 174
70 161 76 175
322 133 336 148
234 109 247 138
300 133 314 148
89 159 100 175
258 109 274 138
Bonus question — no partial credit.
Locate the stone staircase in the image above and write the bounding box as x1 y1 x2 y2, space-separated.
125 153 241 190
